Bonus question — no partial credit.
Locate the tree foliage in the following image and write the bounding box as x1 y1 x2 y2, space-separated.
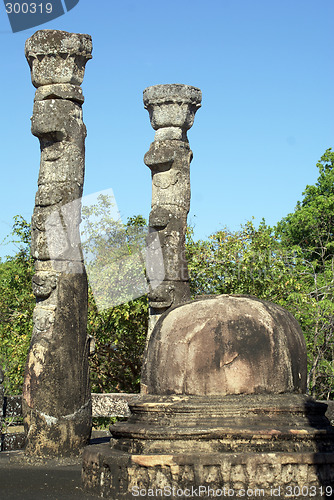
0 216 34 395
88 293 147 394
276 148 334 398
186 219 298 303
277 148 334 269
81 196 148 393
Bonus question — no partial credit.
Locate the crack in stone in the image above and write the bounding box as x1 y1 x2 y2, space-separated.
223 353 239 367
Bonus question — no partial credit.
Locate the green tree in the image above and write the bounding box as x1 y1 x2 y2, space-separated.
277 148 334 270
81 197 148 312
276 148 334 398
186 218 299 305
81 197 148 393
87 293 147 393
0 216 34 395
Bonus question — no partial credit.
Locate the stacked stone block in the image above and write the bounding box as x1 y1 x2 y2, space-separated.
143 84 201 335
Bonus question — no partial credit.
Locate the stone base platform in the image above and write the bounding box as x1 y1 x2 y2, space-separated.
82 446 334 499
82 395 334 499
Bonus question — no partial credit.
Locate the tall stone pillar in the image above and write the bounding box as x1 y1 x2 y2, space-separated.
22 30 93 456
143 84 202 334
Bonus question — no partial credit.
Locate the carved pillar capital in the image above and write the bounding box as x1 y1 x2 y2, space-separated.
143 84 201 141
25 29 92 88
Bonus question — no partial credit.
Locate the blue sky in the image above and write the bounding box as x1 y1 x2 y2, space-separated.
0 0 333 259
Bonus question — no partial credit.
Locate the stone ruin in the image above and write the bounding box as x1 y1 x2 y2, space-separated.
82 80 334 497
143 84 201 336
14 29 334 497
22 30 92 456
83 66 334 498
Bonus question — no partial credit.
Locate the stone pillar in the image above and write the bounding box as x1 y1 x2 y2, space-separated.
143 84 201 334
22 30 93 457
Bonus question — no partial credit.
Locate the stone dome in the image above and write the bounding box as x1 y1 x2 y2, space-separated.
141 295 307 396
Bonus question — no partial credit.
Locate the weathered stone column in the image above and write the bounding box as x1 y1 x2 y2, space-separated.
143 84 201 334
22 30 92 456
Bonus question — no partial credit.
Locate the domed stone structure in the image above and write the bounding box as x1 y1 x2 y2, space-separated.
84 295 334 497
141 295 307 396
